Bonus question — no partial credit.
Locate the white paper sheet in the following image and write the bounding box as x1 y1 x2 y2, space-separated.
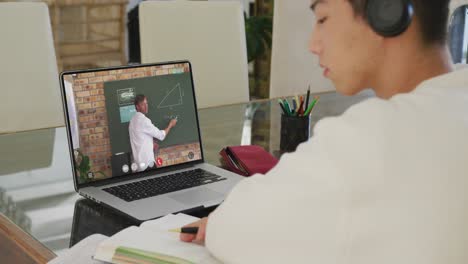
48 234 108 264
140 213 200 231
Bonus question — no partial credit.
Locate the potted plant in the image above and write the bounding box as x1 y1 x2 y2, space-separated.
75 149 105 183
245 13 273 63
245 13 273 98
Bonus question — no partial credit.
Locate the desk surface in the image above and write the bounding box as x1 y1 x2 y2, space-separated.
0 91 371 260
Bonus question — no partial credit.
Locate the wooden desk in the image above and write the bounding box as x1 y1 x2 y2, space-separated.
0 213 55 263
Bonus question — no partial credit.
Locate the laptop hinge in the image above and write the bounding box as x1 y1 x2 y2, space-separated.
79 191 102 204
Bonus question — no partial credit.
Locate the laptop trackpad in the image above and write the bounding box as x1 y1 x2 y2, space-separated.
169 188 222 206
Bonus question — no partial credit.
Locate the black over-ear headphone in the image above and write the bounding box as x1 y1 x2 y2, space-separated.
365 0 414 37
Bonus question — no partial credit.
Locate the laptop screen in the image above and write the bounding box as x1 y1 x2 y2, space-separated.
61 62 203 186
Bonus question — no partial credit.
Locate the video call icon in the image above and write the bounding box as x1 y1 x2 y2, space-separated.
156 157 163 167
122 164 129 173
131 163 138 172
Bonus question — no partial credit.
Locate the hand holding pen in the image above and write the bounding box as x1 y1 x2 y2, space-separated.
174 217 208 245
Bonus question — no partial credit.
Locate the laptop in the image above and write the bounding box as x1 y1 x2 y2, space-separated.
60 61 243 221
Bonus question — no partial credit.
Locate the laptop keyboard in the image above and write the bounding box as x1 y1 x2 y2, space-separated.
103 168 227 202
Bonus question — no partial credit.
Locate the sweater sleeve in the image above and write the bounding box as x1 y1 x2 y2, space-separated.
205 98 388 263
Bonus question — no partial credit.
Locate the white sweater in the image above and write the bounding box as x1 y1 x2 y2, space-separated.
206 68 468 264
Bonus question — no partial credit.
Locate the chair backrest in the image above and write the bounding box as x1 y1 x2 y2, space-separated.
269 0 334 98
0 3 64 134
139 0 249 109
0 213 55 263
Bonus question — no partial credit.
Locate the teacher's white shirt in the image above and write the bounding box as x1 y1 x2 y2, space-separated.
129 112 165 171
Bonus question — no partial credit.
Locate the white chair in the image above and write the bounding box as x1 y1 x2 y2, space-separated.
0 3 64 134
269 0 334 98
139 0 249 108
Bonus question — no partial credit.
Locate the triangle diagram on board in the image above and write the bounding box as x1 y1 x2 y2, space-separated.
157 83 183 108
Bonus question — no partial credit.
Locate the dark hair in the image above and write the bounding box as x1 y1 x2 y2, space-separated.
134 94 146 106
349 0 450 45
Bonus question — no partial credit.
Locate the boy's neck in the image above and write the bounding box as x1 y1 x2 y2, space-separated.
373 44 454 99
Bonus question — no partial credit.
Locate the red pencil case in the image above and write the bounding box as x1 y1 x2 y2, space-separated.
219 145 279 176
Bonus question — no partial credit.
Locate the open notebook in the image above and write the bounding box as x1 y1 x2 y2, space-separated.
94 214 220 264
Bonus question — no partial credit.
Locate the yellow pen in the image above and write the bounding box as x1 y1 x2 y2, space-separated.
168 227 199 234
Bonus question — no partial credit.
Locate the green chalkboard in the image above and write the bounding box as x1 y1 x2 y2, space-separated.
104 72 200 154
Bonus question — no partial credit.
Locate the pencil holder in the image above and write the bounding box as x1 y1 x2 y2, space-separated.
280 114 311 152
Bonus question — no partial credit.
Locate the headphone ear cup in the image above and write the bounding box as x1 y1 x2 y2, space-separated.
366 0 414 37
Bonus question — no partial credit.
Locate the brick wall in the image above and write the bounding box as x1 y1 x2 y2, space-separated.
70 63 190 179
158 142 202 167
